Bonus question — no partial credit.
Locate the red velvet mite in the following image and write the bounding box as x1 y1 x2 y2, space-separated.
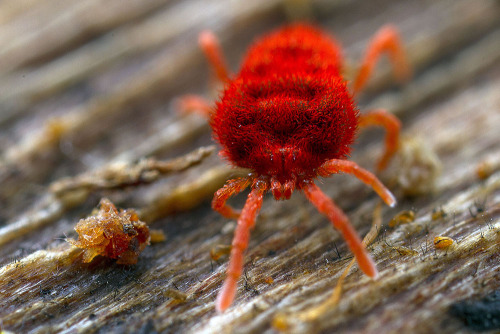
181 23 410 312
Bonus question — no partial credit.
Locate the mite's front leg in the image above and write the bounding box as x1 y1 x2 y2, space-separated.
216 178 267 312
212 177 252 219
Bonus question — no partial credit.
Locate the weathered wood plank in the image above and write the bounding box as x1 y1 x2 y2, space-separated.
1 0 499 333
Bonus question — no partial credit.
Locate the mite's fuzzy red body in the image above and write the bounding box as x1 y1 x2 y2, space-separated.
211 25 358 183
187 23 408 311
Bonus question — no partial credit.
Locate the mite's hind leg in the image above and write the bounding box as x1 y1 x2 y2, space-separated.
216 178 267 312
358 109 401 171
301 181 378 278
353 25 411 94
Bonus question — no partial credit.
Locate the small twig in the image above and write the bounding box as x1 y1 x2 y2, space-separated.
50 146 215 197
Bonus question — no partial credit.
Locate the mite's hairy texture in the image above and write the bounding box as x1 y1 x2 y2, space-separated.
211 25 358 181
240 25 343 78
186 23 408 311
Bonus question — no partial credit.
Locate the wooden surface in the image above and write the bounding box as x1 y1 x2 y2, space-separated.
1 0 499 333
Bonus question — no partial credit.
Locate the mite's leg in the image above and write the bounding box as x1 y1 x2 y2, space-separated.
318 159 396 207
216 179 267 312
358 109 401 171
301 181 378 278
177 31 230 118
353 25 411 94
212 177 253 219
199 30 231 83
177 95 212 118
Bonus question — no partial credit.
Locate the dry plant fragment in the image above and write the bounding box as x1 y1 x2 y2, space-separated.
50 146 215 198
68 198 150 265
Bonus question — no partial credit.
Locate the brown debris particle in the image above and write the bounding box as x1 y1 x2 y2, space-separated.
210 244 232 261
264 276 274 284
150 229 167 243
162 288 188 302
476 156 500 180
391 246 419 256
394 136 442 196
68 198 150 264
389 210 416 228
433 236 454 249
431 207 447 221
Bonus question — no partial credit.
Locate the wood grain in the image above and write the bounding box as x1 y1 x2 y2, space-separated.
1 0 499 333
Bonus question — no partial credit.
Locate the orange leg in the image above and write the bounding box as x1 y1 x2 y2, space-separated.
212 177 253 219
177 95 212 118
353 25 411 94
301 181 378 278
199 30 231 83
318 159 396 207
177 31 230 118
358 109 401 171
216 178 267 312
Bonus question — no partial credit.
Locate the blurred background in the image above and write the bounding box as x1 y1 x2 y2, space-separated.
0 0 499 333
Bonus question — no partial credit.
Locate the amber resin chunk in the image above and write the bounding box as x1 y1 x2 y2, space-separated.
68 198 150 264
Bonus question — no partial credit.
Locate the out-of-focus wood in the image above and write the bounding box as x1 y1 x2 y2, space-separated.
1 0 499 333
